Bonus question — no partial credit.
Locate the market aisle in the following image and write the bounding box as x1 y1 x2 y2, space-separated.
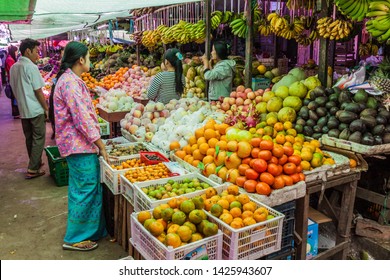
0 92 127 260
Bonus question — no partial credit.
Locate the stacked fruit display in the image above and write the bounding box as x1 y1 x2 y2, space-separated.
201 185 274 229
98 89 136 112
137 195 219 248
141 178 213 201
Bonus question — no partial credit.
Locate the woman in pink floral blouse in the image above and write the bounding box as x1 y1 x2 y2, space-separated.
53 41 108 251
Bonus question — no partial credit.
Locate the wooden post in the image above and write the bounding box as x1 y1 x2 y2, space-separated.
244 0 254 88
136 44 140 66
328 40 336 86
318 0 330 86
205 0 212 100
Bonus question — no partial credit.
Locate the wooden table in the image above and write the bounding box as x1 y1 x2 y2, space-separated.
98 107 130 138
295 171 361 260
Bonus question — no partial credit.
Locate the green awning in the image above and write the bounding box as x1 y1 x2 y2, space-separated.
0 0 36 22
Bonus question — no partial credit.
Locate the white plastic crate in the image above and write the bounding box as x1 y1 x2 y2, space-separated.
98 117 110 136
206 185 285 260
100 155 140 195
130 211 223 260
123 173 223 210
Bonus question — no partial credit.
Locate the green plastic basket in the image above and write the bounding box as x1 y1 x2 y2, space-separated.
44 146 69 187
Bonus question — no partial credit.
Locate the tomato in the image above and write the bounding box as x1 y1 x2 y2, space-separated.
298 173 306 181
273 176 285 189
272 144 285 158
238 164 250 176
259 172 275 186
251 159 268 173
282 175 294 186
288 155 302 166
283 162 297 175
258 150 272 161
251 147 261 158
255 182 271 195
245 168 260 180
268 156 279 165
260 140 274 151
267 163 280 176
250 137 261 147
244 180 257 193
283 145 294 156
278 154 288 165
290 173 301 184
241 157 252 165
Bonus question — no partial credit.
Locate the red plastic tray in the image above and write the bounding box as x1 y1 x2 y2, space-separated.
140 151 169 165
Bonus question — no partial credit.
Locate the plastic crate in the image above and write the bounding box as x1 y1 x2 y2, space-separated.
264 245 294 260
100 155 140 195
140 151 169 165
122 173 223 210
252 77 271 91
130 211 223 260
44 146 69 187
273 201 295 249
204 185 284 260
98 117 110 136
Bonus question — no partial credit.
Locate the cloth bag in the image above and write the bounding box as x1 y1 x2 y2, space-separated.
4 83 13 99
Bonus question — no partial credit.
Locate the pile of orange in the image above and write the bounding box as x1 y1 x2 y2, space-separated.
100 67 129 90
124 162 170 183
92 98 99 115
200 185 272 229
110 158 145 170
81 72 102 89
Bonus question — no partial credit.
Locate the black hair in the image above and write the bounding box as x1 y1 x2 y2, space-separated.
213 41 230 60
7 45 17 61
50 41 89 131
164 48 184 95
20 38 40 56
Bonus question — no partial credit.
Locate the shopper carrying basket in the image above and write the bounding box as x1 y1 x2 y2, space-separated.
53 41 108 251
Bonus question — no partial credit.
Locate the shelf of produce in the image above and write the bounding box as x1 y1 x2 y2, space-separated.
295 170 361 260
322 134 390 155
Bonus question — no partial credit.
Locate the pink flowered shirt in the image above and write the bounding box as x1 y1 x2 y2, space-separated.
54 68 100 157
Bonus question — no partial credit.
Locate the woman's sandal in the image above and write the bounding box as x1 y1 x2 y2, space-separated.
62 241 98 251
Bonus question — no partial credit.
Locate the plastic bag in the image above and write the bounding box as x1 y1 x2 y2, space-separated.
4 84 12 99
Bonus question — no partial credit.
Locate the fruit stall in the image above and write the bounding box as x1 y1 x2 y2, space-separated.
7 0 388 261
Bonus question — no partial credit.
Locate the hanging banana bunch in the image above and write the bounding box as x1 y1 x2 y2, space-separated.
316 17 353 40
257 18 273 36
365 0 390 44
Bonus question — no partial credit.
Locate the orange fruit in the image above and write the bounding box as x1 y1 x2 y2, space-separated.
230 207 242 218
243 202 256 212
188 136 197 146
137 211 152 224
215 140 227 151
236 194 250 205
227 184 239 195
241 210 254 220
199 143 210 155
206 148 215 156
197 137 207 145
204 129 217 140
202 155 214 165
208 138 219 148
175 150 186 159
169 141 181 151
195 128 204 139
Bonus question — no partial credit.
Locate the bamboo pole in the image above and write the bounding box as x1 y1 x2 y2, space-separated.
205 0 212 101
318 0 330 86
244 0 254 88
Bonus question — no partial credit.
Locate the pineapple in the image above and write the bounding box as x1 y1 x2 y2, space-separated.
370 56 390 93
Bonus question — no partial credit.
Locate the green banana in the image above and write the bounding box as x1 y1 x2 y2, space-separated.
378 27 390 41
369 1 390 11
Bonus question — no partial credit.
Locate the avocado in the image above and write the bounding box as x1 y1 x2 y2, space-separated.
325 101 337 110
327 116 340 129
386 124 390 133
338 90 352 104
328 128 340 138
339 128 351 140
329 93 340 103
308 101 318 111
339 123 349 131
360 115 377 129
360 108 377 117
322 126 330 134
353 89 368 103
372 124 385 136
344 103 362 114
378 109 390 121
303 126 314 136
362 133 375 146
306 119 316 127
333 87 341 94
309 111 319 122
312 133 323 140
376 115 387 125
298 106 310 120
348 131 362 143
296 118 306 126
295 124 303 133
383 133 390 144
318 116 328 127
313 125 322 133
315 96 328 107
340 103 349 110
325 87 335 95
303 98 311 106
315 107 328 117
374 136 383 145
329 107 339 115
336 110 358 124
311 86 326 98
349 119 366 133
358 103 367 112
366 96 378 109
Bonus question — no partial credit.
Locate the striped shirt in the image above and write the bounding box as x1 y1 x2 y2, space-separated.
147 71 183 104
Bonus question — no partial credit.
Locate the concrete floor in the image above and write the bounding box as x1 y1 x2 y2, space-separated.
0 92 127 260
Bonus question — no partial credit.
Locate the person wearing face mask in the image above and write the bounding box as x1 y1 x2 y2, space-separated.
9 38 48 179
147 48 184 104
202 41 236 101
53 41 108 251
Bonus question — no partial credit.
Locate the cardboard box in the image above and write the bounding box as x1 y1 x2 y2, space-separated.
307 219 318 259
